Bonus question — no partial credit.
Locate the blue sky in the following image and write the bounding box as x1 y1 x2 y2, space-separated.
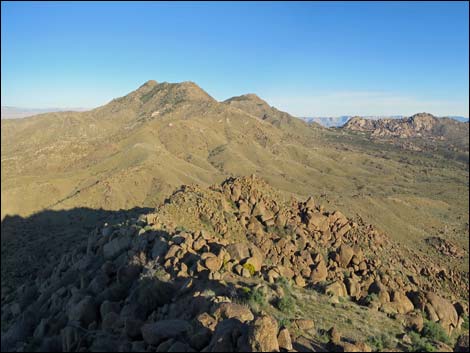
1 1 469 116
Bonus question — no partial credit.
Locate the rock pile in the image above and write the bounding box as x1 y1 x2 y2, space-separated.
1 176 467 351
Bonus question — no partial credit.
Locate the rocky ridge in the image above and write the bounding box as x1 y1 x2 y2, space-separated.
1 176 468 352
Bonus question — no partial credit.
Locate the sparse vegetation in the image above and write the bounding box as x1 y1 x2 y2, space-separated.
240 287 267 311
421 320 451 345
461 314 469 330
242 263 256 276
363 293 378 306
277 295 295 313
367 333 393 351
409 331 436 352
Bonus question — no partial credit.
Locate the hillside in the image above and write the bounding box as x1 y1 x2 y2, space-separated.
1 176 468 352
2 81 469 278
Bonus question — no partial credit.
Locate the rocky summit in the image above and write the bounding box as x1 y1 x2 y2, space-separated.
342 113 469 153
1 176 468 352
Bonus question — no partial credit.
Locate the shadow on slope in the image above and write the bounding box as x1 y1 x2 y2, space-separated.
1 207 153 293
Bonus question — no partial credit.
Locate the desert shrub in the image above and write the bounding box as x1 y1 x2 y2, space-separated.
277 295 295 313
421 320 451 345
367 333 393 351
363 293 378 306
409 331 436 352
316 328 331 344
248 288 266 306
276 276 292 292
462 314 469 330
199 214 214 231
241 287 266 310
277 317 292 329
221 258 229 272
267 225 295 239
242 263 256 276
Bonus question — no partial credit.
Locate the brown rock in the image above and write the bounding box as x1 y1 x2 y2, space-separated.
404 311 424 332
247 315 279 352
310 256 328 284
295 319 315 331
325 281 348 297
205 255 222 273
391 291 414 314
213 303 254 323
425 292 459 335
328 326 341 345
277 328 293 350
337 244 354 268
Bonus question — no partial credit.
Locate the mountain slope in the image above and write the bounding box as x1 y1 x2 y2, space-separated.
1 81 468 282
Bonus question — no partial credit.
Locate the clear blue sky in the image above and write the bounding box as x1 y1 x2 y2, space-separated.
1 1 469 116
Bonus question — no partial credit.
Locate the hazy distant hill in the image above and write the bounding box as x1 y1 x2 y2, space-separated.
1 106 88 119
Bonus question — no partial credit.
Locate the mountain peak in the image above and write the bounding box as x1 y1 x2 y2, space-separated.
224 93 268 105
136 80 159 91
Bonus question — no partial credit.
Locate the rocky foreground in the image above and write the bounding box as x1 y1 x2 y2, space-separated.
1 176 468 352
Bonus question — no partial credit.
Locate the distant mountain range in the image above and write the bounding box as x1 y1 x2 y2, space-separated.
302 115 468 127
1 106 89 119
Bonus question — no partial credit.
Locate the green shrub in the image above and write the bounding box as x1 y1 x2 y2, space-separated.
316 329 331 344
277 295 295 313
278 317 292 329
367 333 393 351
363 293 378 306
241 287 266 309
276 276 292 292
409 331 436 352
242 263 256 276
249 288 266 306
421 320 451 345
462 315 469 330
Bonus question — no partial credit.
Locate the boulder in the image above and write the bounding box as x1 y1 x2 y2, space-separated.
99 301 120 319
205 318 246 352
325 281 348 297
455 333 469 352
247 315 279 352
125 318 144 339
103 236 131 260
308 213 329 232
213 303 254 323
226 243 250 262
391 291 414 314
205 255 222 273
141 320 192 346
344 277 361 300
67 296 98 328
368 280 390 304
151 237 169 259
404 311 424 332
294 319 315 331
425 292 459 334
337 244 354 268
277 328 293 351
310 257 327 284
